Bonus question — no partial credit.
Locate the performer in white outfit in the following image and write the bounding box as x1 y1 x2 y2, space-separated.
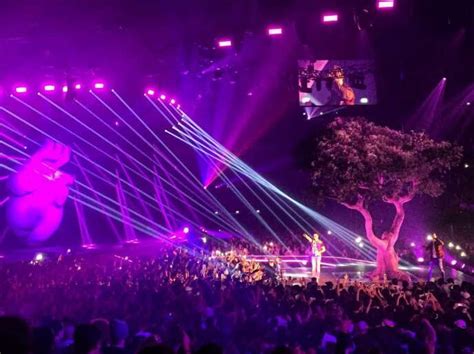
303 233 326 280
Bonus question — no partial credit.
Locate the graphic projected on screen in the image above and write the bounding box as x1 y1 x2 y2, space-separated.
298 60 377 106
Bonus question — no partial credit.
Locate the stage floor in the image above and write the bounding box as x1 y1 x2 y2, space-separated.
246 255 474 283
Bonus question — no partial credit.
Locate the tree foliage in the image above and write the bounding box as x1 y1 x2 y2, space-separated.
312 117 463 207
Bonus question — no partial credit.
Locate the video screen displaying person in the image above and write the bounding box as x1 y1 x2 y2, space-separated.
298 59 377 106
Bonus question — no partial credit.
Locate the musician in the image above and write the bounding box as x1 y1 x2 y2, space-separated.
303 233 326 279
426 233 446 280
327 66 355 106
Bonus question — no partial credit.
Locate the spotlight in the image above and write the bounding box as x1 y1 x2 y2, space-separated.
358 242 364 248
218 40 232 47
448 242 454 248
464 163 469 168
451 260 457 266
426 234 433 241
410 242 416 247
15 86 27 94
301 96 311 104
327 230 332 235
93 82 105 89
74 84 82 90
214 211 219 215
183 227 190 234
461 263 466 269
160 94 166 100
34 253 44 262
115 121 119 126
268 27 283 36
201 237 207 244
467 102 471 106
360 97 369 104
355 237 362 243
442 77 447 81
461 252 467 257
256 209 261 213
455 245 461 250
235 210 240 214
322 14 338 23
146 89 156 96
43 84 56 92
66 248 72 254
62 85 68 93
377 1 394 9
417 257 424 263
170 99 176 105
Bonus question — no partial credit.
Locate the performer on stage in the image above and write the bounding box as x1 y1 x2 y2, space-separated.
303 232 326 279
426 233 446 280
327 66 355 106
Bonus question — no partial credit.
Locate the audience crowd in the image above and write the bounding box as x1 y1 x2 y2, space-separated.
1 244 474 354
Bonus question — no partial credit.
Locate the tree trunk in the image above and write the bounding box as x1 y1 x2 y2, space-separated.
369 236 410 281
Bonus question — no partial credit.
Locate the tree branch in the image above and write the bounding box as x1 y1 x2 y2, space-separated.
341 196 385 249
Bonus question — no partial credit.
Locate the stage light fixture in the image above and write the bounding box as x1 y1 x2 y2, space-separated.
461 252 467 257
146 89 156 96
355 236 362 243
170 99 176 105
62 86 68 93
464 163 469 168
256 209 261 213
467 102 471 106
183 227 190 234
74 84 82 90
301 96 311 104
94 82 105 89
417 257 424 263
201 237 207 244
160 94 166 100
360 97 369 104
410 242 415 247
377 1 394 9
268 27 283 35
218 40 232 47
327 230 332 235
426 234 433 241
455 245 461 250
451 260 457 266
235 210 240 214
43 84 56 92
322 14 338 23
448 242 454 248
15 86 27 93
35 253 44 262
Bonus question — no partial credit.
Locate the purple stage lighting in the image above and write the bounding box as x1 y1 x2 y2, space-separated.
146 89 156 96
170 98 176 105
377 1 394 9
218 40 232 47
268 27 283 36
94 82 105 89
183 227 190 234
62 86 68 93
323 14 338 23
43 84 56 92
15 86 27 94
160 94 166 100
74 84 82 90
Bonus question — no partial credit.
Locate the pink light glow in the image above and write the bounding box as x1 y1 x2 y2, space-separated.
62 86 68 93
44 85 56 92
94 82 105 89
268 27 283 35
74 84 81 90
146 89 156 96
218 40 232 47
170 98 176 105
160 94 166 100
15 86 27 93
323 14 338 22
377 1 394 9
